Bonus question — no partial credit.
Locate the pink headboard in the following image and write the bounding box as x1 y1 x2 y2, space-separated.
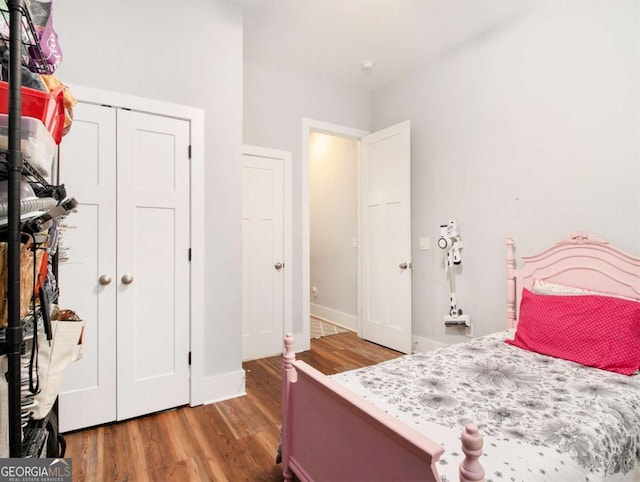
506 232 640 329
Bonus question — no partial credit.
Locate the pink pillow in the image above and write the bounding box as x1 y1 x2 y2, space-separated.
506 288 640 375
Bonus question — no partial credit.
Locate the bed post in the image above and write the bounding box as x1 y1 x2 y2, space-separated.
459 424 485 482
282 333 296 482
506 236 516 329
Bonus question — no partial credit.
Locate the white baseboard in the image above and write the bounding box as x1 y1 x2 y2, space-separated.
197 369 246 406
310 303 357 331
412 334 448 353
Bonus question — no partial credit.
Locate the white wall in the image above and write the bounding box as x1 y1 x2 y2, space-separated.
54 1 244 393
243 59 371 334
310 133 358 324
372 0 640 343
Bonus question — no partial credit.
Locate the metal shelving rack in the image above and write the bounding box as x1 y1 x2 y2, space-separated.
0 0 55 458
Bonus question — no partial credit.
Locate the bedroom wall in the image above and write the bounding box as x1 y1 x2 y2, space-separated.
309 133 358 329
53 1 244 396
243 58 371 335
372 0 640 343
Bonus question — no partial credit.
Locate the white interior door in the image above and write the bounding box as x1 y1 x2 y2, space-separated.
116 110 191 420
58 103 117 431
241 147 291 360
360 121 412 354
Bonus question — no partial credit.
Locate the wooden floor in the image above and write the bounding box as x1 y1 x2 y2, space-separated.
65 332 401 482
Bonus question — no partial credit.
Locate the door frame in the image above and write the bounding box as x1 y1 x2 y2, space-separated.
66 84 206 406
301 118 369 352
241 144 293 356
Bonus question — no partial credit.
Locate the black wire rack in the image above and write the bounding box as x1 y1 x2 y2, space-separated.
0 0 56 458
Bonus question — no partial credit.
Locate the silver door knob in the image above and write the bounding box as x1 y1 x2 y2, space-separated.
274 262 284 270
399 262 411 270
121 274 134 285
99 275 112 285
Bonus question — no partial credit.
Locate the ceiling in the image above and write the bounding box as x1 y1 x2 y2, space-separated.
232 0 535 92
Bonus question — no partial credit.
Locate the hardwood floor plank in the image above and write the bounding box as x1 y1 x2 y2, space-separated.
133 413 175 477
125 419 151 482
66 429 101 482
103 424 135 482
214 395 274 439
64 332 400 481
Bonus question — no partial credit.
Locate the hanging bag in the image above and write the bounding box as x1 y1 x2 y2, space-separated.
31 316 84 420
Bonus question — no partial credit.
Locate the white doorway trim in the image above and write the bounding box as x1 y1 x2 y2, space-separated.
301 118 369 352
65 84 207 406
242 144 293 349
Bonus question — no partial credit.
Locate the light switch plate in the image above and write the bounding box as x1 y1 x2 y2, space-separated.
419 237 430 250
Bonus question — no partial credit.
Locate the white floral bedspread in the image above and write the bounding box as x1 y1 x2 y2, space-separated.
331 331 640 482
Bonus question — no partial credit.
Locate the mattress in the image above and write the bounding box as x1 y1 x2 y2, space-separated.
331 331 640 482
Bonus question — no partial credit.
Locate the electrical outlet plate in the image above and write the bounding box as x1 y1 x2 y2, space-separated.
419 237 430 250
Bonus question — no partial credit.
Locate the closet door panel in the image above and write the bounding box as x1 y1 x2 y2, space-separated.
115 110 190 420
57 103 117 432
132 208 176 378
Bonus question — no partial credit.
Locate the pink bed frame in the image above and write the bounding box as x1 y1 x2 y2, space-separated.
506 232 640 328
282 233 640 482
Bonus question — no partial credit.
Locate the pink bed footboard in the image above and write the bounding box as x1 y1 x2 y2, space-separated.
281 334 485 482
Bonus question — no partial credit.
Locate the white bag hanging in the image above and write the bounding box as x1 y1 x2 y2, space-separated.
31 319 84 420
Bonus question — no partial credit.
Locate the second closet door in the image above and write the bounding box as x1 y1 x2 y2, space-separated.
115 109 191 420
58 103 191 431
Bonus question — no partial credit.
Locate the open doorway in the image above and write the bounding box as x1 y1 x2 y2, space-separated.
300 119 369 351
301 118 412 354
309 132 359 338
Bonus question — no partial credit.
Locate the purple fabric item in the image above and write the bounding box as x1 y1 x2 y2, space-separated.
28 1 62 73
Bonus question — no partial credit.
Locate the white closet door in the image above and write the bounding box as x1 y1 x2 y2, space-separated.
58 103 117 432
115 110 191 420
241 150 285 360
